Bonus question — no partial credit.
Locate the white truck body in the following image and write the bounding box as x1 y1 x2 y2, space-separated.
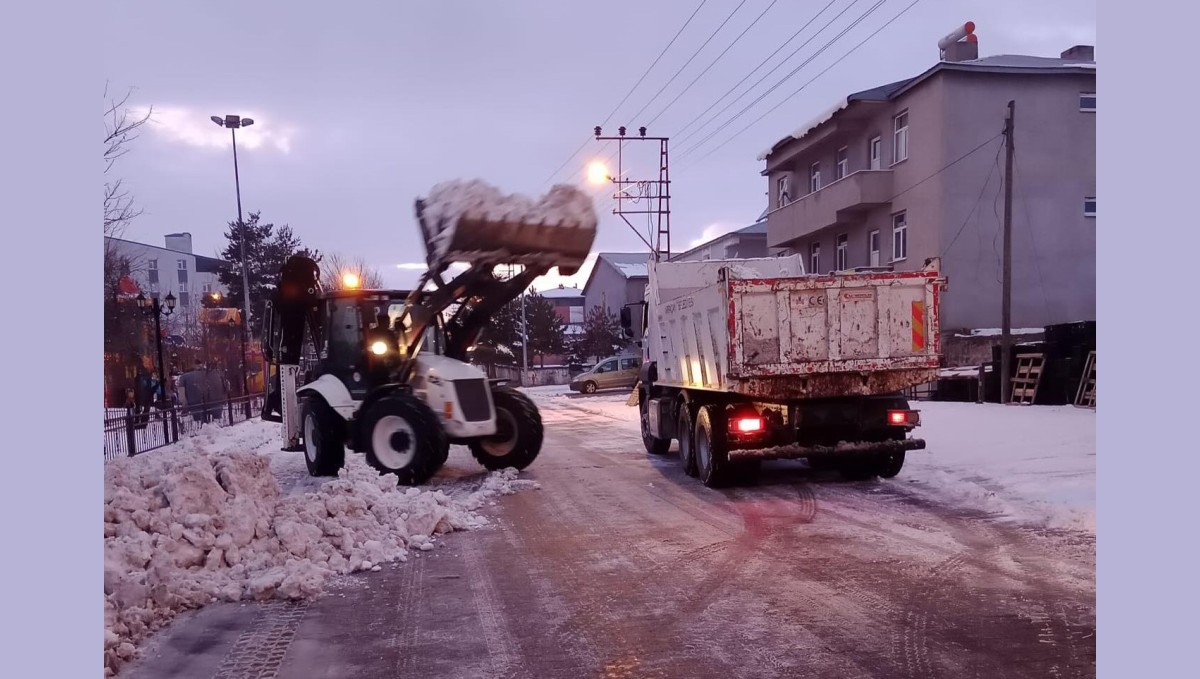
643 255 945 401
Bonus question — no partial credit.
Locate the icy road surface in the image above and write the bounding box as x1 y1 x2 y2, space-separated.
126 389 1095 679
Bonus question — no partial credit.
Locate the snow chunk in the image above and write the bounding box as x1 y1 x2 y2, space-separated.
102 427 539 676
419 179 598 266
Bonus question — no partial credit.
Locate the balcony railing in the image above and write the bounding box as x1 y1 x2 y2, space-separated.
767 169 894 247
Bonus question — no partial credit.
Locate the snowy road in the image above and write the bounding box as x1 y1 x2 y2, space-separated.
126 390 1095 678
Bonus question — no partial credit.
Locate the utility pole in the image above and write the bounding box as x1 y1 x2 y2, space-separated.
1000 100 1015 404
593 126 672 261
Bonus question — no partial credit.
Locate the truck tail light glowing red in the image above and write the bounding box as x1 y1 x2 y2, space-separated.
733 416 765 433
887 410 920 426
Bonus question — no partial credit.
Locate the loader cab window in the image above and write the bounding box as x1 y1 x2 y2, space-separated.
384 302 444 356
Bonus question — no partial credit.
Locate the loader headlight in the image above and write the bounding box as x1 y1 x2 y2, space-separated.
370 340 389 355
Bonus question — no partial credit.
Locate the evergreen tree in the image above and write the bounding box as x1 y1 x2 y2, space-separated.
217 212 320 335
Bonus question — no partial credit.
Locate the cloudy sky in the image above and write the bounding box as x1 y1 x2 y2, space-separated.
104 0 1095 291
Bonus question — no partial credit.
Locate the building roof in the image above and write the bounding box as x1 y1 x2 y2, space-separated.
537 285 585 299
595 252 651 279
670 219 768 262
106 236 227 272
758 50 1096 160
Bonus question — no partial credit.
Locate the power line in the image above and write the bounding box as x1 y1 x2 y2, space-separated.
644 0 781 129
681 0 925 168
943 140 1004 257
677 0 890 164
621 0 751 129
671 0 842 142
543 0 710 184
676 0 870 148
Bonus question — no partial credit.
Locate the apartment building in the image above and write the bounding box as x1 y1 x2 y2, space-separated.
760 40 1095 331
105 232 228 310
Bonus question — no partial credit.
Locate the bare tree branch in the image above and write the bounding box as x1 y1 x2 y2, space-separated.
321 252 386 290
103 82 152 238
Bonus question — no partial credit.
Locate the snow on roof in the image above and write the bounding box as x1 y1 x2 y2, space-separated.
597 252 651 279
537 285 585 299
757 98 848 161
952 327 1044 338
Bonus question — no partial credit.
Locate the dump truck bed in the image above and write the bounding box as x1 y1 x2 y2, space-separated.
645 256 945 400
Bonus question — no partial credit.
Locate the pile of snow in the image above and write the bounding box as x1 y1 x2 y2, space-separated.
419 179 597 265
103 430 539 676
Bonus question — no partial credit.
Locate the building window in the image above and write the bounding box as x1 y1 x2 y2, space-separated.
835 234 848 271
893 111 909 164
1080 92 1096 112
868 229 880 267
835 147 848 181
1084 196 1096 217
809 242 821 274
776 175 790 208
892 212 908 262
809 163 821 194
148 259 158 270
202 282 213 293
179 291 191 308
177 268 189 285
147 269 158 285
177 259 187 270
869 136 882 170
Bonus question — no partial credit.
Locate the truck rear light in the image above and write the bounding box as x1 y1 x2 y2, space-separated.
887 410 919 426
733 416 765 433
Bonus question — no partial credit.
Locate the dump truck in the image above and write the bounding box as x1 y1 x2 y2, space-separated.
625 255 947 487
260 179 597 485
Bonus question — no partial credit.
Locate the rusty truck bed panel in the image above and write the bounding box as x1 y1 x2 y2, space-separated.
646 257 946 399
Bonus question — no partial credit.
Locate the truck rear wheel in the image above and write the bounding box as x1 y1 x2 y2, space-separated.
640 395 672 456
300 395 345 477
695 405 734 488
362 393 446 486
677 406 698 477
469 387 543 471
838 455 880 481
876 451 905 478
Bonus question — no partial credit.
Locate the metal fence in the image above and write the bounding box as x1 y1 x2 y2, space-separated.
103 392 266 461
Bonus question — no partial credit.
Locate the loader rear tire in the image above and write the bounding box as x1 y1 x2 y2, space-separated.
469 387 543 471
362 393 446 486
876 451 905 479
300 395 345 477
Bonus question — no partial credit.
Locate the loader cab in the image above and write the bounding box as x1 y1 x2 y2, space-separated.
315 289 444 399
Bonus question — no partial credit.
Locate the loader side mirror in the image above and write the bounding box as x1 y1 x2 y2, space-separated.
619 306 633 338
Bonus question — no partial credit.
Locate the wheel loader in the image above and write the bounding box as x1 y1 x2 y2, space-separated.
259 179 597 485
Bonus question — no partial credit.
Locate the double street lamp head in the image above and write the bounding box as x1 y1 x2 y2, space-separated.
210 115 255 129
136 292 176 316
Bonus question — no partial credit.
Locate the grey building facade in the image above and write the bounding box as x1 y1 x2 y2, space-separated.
582 252 651 341
761 43 1096 331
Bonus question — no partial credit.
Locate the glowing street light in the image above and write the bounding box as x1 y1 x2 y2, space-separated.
586 160 610 185
342 272 361 289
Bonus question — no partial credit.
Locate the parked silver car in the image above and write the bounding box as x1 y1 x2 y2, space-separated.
569 355 640 394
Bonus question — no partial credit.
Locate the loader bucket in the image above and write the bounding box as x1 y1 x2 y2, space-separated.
416 180 598 276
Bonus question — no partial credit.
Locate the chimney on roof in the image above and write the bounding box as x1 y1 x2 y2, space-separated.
164 232 193 254
1060 45 1094 62
938 21 979 62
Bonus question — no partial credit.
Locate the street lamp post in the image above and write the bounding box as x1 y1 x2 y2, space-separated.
211 114 254 403
137 292 176 439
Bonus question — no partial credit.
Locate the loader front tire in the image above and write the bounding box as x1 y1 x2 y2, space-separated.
362 393 446 486
469 387 543 471
300 395 345 477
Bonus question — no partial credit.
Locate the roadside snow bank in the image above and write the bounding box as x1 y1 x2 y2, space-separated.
103 435 539 676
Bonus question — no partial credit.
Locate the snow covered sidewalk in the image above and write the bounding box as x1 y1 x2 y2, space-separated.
527 389 1096 536
103 420 539 676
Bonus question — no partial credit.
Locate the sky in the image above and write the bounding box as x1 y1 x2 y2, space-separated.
104 0 1095 292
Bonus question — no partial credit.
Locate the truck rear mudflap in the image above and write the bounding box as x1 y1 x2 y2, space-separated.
727 437 926 462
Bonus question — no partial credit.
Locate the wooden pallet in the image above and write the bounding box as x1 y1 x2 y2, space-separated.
1074 351 1096 409
1009 353 1045 405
